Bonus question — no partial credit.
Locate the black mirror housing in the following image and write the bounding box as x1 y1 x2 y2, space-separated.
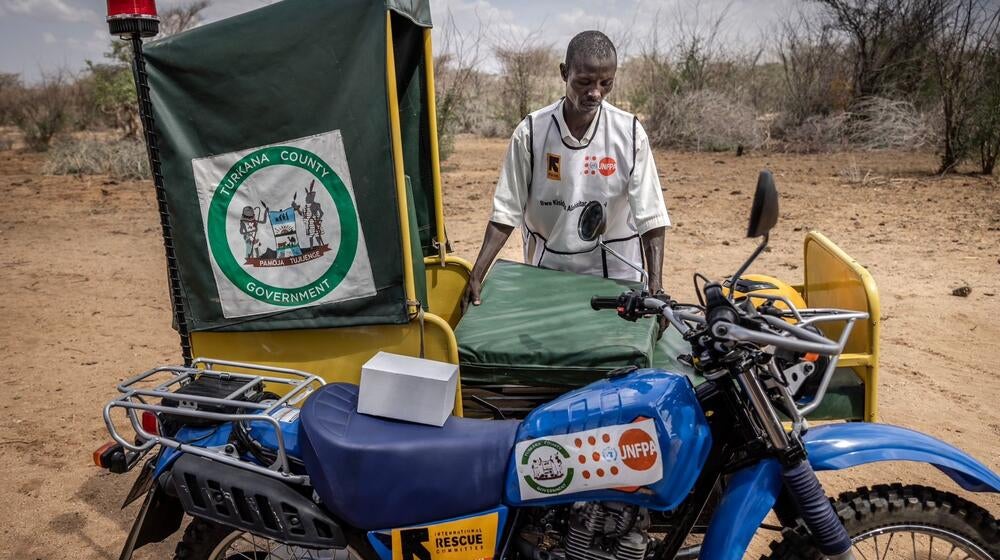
578 201 607 242
747 170 779 238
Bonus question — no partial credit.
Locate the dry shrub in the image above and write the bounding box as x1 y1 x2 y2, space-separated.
646 90 766 152
775 112 849 153
43 138 150 180
837 157 886 185
494 44 561 129
846 97 937 151
9 72 75 151
0 73 20 127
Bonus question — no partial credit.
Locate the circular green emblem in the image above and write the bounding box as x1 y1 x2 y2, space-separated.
206 146 359 306
521 439 574 494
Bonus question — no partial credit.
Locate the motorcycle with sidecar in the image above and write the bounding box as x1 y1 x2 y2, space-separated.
94 0 996 558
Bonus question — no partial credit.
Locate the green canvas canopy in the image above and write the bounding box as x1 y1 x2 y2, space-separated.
144 0 437 332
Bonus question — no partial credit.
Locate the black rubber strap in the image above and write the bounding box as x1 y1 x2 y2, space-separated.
630 116 638 177
526 115 534 196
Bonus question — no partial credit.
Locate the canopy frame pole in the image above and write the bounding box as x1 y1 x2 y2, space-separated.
386 12 420 316
129 35 193 365
422 27 448 266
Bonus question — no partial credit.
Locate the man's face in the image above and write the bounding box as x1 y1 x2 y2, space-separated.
560 56 617 116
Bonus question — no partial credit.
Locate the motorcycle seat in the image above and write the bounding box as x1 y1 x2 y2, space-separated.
299 383 519 530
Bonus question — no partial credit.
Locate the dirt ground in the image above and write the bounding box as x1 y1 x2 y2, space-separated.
1 134 998 559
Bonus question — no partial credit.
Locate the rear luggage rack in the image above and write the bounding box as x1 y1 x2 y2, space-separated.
104 358 324 484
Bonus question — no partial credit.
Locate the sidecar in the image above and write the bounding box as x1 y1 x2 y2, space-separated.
131 0 878 423
457 232 880 422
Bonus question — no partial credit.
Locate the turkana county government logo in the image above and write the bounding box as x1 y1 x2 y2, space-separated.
521 439 573 494
195 131 376 319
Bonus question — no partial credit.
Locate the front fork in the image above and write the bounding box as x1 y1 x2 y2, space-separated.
734 368 855 560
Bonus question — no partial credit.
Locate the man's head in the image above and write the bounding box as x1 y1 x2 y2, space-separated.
560 31 617 117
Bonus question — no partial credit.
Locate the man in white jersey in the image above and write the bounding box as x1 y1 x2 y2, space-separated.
465 30 669 307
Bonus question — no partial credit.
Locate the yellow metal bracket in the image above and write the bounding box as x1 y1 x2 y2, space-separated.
386 13 419 317
423 28 449 267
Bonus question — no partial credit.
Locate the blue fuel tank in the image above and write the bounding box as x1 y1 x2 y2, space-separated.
504 369 712 511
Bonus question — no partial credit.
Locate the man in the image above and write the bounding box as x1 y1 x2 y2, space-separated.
465 30 669 306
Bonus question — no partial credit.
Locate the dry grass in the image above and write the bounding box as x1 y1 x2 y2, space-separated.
647 89 768 152
42 137 149 180
847 97 938 151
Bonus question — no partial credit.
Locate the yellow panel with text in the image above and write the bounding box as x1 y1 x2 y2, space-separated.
390 511 499 560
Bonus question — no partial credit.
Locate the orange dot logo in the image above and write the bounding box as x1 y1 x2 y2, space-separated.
598 157 617 177
618 427 658 471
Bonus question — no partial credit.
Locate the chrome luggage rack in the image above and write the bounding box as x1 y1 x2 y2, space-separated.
103 357 325 484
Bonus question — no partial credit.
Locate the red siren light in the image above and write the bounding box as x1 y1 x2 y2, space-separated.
106 0 160 38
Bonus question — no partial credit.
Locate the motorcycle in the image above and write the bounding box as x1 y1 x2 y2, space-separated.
97 172 1000 560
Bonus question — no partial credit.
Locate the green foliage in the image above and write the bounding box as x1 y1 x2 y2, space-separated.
82 60 138 137
75 0 209 136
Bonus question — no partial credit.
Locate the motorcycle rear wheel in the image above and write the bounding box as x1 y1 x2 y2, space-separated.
765 484 999 560
174 518 364 560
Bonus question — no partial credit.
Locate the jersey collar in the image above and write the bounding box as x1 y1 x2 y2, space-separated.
554 98 603 148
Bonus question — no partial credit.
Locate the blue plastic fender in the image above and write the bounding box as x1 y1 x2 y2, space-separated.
699 423 1000 560
804 423 1000 492
700 459 783 560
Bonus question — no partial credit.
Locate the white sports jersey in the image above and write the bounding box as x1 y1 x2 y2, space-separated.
492 99 669 282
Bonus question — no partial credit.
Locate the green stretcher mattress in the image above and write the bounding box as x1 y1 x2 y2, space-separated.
456 260 658 386
455 260 864 420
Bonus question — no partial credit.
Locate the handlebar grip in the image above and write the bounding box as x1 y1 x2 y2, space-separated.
591 296 621 310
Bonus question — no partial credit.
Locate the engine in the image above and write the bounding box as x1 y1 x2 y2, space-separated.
517 503 652 560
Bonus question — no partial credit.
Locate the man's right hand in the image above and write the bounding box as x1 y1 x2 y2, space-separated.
462 221 516 314
462 275 482 312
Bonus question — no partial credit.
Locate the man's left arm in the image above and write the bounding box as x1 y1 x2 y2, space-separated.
628 119 670 293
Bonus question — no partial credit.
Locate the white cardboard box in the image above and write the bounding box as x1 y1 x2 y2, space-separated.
358 351 458 426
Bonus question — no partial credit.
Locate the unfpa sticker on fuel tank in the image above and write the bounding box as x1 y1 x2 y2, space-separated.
515 418 663 500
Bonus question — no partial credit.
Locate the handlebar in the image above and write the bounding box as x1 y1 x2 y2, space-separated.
710 321 842 356
592 290 866 358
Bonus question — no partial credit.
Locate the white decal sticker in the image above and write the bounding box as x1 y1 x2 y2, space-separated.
193 130 376 318
515 418 663 500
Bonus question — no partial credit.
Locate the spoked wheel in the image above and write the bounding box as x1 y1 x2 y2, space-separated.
175 519 364 560
766 485 1000 560
849 525 993 560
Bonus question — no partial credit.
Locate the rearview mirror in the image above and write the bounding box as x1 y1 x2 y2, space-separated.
578 201 607 242
746 170 779 238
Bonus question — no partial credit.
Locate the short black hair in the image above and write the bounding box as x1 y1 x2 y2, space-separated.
564 31 617 69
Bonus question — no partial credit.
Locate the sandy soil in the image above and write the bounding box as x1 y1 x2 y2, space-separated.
0 134 998 559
